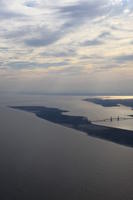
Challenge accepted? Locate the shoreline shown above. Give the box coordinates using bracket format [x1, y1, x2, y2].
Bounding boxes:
[10, 106, 133, 148]
[84, 98, 133, 109]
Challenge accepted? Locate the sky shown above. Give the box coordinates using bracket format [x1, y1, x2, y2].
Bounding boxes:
[0, 0, 133, 94]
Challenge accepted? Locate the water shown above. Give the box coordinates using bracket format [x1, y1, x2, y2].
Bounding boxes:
[2, 93, 133, 130]
[0, 93, 133, 200]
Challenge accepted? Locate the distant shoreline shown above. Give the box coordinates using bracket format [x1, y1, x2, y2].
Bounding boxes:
[84, 98, 133, 109]
[10, 106, 133, 148]
[18, 92, 133, 96]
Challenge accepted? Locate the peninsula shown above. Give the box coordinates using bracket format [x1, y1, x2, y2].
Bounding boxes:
[84, 98, 133, 109]
[10, 106, 133, 148]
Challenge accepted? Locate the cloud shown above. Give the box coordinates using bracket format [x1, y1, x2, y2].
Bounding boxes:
[2, 25, 63, 47]
[24, 30, 61, 47]
[58, 0, 110, 28]
[0, 0, 133, 93]
[83, 39, 103, 46]
[0, 0, 25, 19]
[7, 61, 69, 70]
[82, 31, 111, 46]
[115, 54, 133, 63]
[41, 49, 76, 58]
[24, 1, 39, 8]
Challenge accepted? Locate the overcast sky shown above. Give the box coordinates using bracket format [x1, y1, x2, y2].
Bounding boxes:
[0, 0, 133, 94]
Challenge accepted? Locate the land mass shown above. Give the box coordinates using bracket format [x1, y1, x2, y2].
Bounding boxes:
[10, 106, 133, 148]
[129, 115, 133, 118]
[84, 98, 133, 109]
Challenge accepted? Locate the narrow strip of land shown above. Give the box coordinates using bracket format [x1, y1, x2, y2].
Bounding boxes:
[84, 98, 133, 109]
[11, 106, 133, 148]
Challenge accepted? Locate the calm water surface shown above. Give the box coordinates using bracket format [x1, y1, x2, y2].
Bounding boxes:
[0, 93, 133, 200]
[2, 93, 133, 130]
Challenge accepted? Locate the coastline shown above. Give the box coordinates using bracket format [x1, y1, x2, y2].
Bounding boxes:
[10, 106, 133, 148]
[84, 98, 133, 109]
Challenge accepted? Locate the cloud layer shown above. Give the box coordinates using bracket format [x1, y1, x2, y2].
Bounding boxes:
[0, 0, 133, 93]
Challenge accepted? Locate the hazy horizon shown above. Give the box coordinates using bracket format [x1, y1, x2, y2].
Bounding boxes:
[1, 91, 133, 96]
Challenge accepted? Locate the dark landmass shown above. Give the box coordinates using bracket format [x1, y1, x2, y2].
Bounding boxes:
[10, 106, 133, 148]
[11, 106, 90, 128]
[84, 98, 133, 109]
[129, 115, 133, 118]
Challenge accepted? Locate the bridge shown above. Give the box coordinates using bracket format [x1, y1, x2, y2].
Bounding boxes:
[92, 116, 133, 123]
